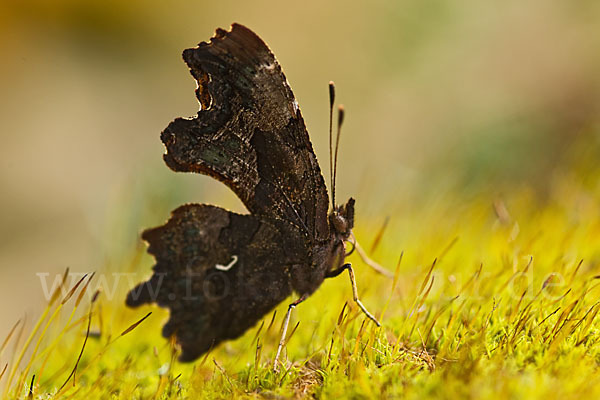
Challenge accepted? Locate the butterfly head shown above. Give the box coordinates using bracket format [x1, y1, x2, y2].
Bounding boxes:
[330, 197, 355, 238]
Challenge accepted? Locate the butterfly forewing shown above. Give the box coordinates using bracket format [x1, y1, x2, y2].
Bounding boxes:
[161, 24, 329, 242]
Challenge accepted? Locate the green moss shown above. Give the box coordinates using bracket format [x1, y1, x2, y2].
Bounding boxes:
[4, 165, 600, 399]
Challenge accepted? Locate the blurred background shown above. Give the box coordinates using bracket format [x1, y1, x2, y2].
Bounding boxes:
[1, 0, 600, 338]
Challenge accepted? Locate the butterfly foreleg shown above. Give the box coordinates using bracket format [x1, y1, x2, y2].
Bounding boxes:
[272, 294, 307, 372]
[351, 233, 394, 278]
[326, 263, 381, 327]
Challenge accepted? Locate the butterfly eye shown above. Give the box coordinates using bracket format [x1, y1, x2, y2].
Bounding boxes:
[332, 213, 348, 233]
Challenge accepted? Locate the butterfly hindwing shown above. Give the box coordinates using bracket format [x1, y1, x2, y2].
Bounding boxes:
[160, 24, 330, 242]
[126, 204, 305, 361]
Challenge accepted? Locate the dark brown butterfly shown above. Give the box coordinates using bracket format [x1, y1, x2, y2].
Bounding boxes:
[126, 23, 385, 368]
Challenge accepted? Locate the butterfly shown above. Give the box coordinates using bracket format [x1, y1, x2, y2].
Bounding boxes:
[126, 23, 387, 369]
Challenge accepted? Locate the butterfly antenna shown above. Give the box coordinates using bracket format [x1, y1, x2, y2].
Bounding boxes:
[333, 104, 345, 208]
[328, 81, 336, 208]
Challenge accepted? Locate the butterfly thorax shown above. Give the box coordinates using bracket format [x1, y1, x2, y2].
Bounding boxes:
[290, 198, 355, 295]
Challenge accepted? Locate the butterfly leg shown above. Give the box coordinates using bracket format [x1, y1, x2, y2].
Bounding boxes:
[326, 263, 381, 326]
[273, 294, 307, 372]
[351, 233, 394, 278]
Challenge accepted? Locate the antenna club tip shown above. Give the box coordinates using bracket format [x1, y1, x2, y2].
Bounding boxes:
[337, 105, 345, 125]
[329, 82, 336, 107]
